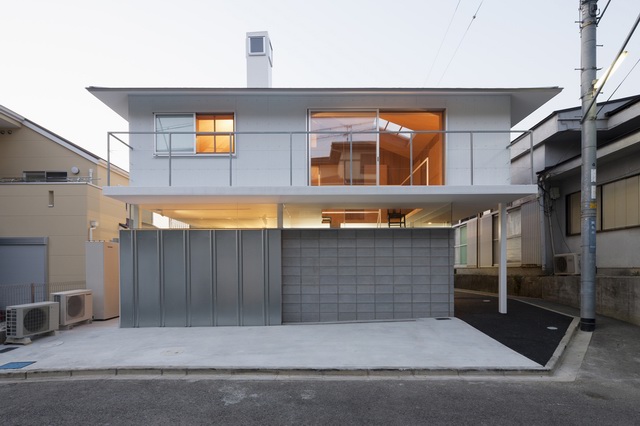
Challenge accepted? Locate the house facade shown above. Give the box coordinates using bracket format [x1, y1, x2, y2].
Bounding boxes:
[89, 33, 559, 327]
[0, 105, 128, 288]
[455, 95, 640, 275]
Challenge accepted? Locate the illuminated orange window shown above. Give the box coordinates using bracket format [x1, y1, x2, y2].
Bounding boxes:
[196, 114, 235, 154]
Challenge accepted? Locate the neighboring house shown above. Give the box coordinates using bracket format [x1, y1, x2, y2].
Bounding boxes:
[0, 104, 129, 289]
[454, 95, 640, 325]
[89, 32, 560, 327]
[455, 95, 640, 275]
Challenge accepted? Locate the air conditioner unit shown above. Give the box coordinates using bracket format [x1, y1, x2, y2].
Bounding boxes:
[554, 253, 581, 275]
[52, 289, 93, 327]
[5, 301, 59, 344]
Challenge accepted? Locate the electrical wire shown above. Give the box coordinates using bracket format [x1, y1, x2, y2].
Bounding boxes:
[436, 0, 484, 86]
[582, 11, 640, 122]
[596, 0, 612, 24]
[422, 0, 462, 87]
[595, 56, 640, 117]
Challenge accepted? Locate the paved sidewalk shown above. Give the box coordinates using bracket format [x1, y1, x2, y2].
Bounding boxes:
[0, 291, 579, 379]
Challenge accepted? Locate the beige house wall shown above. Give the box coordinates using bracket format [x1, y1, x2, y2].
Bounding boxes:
[0, 114, 129, 284]
[0, 126, 98, 180]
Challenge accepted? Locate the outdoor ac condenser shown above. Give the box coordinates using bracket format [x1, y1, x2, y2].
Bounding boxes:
[554, 253, 580, 275]
[52, 289, 93, 327]
[5, 301, 59, 344]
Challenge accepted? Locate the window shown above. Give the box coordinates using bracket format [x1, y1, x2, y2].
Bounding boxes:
[602, 175, 640, 230]
[309, 110, 444, 186]
[565, 175, 640, 235]
[455, 225, 468, 266]
[155, 113, 235, 154]
[506, 208, 522, 264]
[249, 36, 265, 54]
[196, 114, 234, 154]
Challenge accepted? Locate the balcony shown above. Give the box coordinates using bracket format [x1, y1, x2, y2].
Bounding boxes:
[106, 129, 535, 188]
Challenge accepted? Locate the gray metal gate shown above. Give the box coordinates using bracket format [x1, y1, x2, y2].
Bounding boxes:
[119, 230, 281, 327]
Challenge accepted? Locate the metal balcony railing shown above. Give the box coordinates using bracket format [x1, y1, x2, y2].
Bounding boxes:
[106, 130, 534, 187]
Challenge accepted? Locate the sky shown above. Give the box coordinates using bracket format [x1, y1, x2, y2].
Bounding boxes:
[2, 0, 639, 160]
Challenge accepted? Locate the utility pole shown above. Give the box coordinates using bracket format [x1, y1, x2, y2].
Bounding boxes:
[579, 0, 598, 332]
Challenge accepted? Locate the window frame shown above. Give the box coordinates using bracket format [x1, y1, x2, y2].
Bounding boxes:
[454, 224, 468, 266]
[154, 112, 236, 156]
[565, 173, 640, 236]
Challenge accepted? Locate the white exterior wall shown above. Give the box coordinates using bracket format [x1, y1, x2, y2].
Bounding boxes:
[446, 95, 511, 186]
[126, 93, 514, 189]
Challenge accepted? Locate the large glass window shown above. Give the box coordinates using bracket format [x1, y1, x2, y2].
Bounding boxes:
[309, 110, 444, 186]
[309, 111, 377, 186]
[155, 113, 235, 154]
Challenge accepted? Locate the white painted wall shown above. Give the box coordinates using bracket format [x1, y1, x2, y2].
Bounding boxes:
[126, 93, 514, 188]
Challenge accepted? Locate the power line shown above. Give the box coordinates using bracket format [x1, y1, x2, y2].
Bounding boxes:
[596, 55, 640, 116]
[596, 0, 612, 24]
[436, 0, 485, 86]
[422, 0, 462, 87]
[582, 11, 640, 123]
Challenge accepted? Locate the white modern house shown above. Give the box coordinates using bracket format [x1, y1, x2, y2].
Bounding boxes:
[89, 32, 560, 327]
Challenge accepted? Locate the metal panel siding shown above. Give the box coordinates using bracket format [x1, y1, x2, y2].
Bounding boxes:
[162, 231, 187, 326]
[521, 200, 542, 265]
[267, 230, 282, 325]
[136, 231, 161, 327]
[189, 230, 213, 326]
[241, 231, 265, 326]
[215, 231, 240, 326]
[118, 229, 281, 327]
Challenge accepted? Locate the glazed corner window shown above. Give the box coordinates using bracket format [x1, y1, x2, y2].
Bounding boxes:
[155, 113, 234, 154]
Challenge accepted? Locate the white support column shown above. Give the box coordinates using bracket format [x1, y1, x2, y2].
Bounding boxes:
[130, 205, 140, 229]
[277, 204, 284, 229]
[499, 202, 508, 314]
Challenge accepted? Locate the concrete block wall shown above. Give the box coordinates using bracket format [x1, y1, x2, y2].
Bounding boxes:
[282, 228, 454, 323]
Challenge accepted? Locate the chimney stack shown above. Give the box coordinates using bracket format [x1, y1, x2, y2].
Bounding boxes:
[246, 31, 273, 88]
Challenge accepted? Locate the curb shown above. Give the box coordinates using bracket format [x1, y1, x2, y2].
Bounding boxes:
[0, 365, 556, 382]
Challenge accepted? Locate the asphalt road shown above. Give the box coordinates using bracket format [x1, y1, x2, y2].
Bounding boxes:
[1, 377, 639, 425]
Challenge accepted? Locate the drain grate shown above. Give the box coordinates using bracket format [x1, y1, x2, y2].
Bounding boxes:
[0, 361, 35, 370]
[0, 347, 18, 354]
[435, 317, 451, 320]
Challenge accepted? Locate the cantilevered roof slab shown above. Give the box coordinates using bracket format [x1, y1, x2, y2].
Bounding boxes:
[104, 184, 536, 224]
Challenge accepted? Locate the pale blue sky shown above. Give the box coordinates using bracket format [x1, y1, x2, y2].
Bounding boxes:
[2, 0, 639, 158]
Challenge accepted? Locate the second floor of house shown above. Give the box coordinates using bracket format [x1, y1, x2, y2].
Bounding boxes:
[90, 87, 560, 190]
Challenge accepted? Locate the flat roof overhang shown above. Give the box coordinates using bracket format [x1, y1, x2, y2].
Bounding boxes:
[88, 86, 562, 128]
[104, 185, 537, 223]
